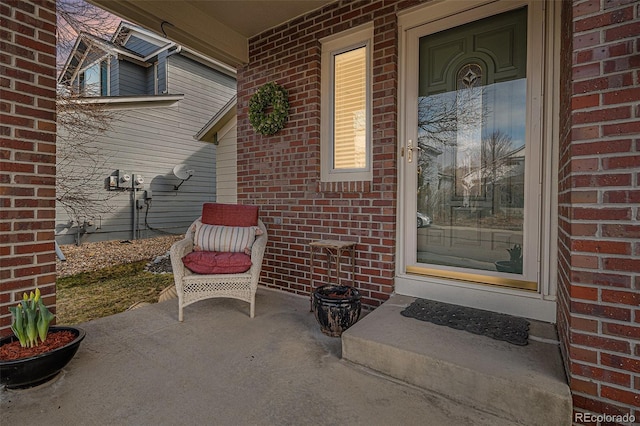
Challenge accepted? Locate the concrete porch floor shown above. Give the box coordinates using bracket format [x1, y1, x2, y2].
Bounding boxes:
[1, 288, 565, 425]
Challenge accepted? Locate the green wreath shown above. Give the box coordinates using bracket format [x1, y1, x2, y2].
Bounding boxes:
[248, 82, 289, 136]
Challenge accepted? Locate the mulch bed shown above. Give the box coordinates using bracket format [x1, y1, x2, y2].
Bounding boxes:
[0, 331, 76, 361]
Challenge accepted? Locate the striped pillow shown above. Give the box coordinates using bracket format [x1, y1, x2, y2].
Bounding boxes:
[193, 221, 258, 254]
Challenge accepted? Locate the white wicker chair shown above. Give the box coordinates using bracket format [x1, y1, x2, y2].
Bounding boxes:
[170, 218, 268, 320]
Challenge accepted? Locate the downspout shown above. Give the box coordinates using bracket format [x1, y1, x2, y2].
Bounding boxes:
[131, 177, 137, 240]
[167, 45, 182, 56]
[55, 240, 66, 261]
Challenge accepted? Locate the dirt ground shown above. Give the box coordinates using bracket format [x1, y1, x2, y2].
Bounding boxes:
[56, 235, 182, 277]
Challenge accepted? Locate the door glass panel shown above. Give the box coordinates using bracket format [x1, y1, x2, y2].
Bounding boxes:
[416, 7, 527, 275]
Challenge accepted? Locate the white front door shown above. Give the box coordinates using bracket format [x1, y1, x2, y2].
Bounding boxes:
[396, 0, 560, 322]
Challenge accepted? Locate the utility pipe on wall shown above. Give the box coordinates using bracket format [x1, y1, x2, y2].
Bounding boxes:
[131, 182, 137, 240]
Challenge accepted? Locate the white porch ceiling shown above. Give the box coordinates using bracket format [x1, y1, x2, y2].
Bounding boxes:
[88, 1, 333, 67]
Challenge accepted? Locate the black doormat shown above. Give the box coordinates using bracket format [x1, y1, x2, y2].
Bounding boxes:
[401, 299, 530, 346]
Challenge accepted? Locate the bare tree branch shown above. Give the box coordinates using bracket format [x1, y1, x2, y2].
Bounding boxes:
[57, 0, 119, 71]
[417, 86, 487, 149]
[55, 1, 122, 239]
[56, 94, 120, 227]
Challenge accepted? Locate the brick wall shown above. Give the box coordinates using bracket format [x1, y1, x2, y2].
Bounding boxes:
[0, 0, 57, 336]
[557, 0, 574, 409]
[239, 0, 640, 419]
[560, 0, 640, 421]
[1, 0, 631, 418]
[237, 1, 421, 307]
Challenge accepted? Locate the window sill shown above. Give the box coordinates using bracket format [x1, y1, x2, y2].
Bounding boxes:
[317, 180, 371, 193]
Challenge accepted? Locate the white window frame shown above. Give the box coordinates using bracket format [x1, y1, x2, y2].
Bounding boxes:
[153, 61, 159, 95]
[79, 56, 110, 97]
[320, 24, 373, 183]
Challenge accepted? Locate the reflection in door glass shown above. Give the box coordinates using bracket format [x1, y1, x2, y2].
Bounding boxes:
[417, 78, 526, 274]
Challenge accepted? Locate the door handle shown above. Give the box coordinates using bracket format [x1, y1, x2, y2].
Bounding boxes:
[407, 140, 421, 163]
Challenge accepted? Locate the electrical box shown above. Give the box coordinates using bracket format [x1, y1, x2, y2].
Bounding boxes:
[134, 174, 144, 189]
[108, 175, 118, 190]
[112, 170, 144, 190]
[117, 170, 131, 188]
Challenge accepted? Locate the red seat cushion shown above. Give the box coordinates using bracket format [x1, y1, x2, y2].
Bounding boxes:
[201, 203, 259, 227]
[182, 251, 252, 274]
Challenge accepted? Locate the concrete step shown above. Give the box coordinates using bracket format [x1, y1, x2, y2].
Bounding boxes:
[342, 294, 572, 426]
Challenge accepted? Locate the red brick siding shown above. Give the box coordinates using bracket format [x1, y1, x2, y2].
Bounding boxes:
[560, 0, 640, 421]
[237, 1, 421, 307]
[0, 0, 57, 336]
[5, 0, 636, 420]
[241, 0, 640, 417]
[558, 0, 575, 402]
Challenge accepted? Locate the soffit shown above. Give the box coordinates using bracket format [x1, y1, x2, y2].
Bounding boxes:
[88, 1, 333, 67]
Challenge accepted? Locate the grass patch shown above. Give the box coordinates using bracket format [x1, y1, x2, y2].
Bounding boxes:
[56, 261, 174, 325]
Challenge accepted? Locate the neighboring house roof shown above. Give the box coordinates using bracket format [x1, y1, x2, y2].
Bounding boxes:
[59, 32, 137, 85]
[195, 95, 237, 144]
[59, 22, 236, 87]
[111, 21, 171, 48]
[112, 22, 237, 78]
[59, 30, 161, 83]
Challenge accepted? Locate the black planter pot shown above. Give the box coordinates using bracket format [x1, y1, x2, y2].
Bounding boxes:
[0, 326, 86, 389]
[312, 284, 361, 337]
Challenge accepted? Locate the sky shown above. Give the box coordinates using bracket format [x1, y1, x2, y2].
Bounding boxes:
[57, 0, 121, 71]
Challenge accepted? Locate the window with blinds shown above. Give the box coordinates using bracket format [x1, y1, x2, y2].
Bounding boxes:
[320, 23, 372, 183]
[333, 47, 367, 170]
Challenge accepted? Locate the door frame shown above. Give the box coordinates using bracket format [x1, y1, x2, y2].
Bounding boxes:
[395, 0, 561, 322]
